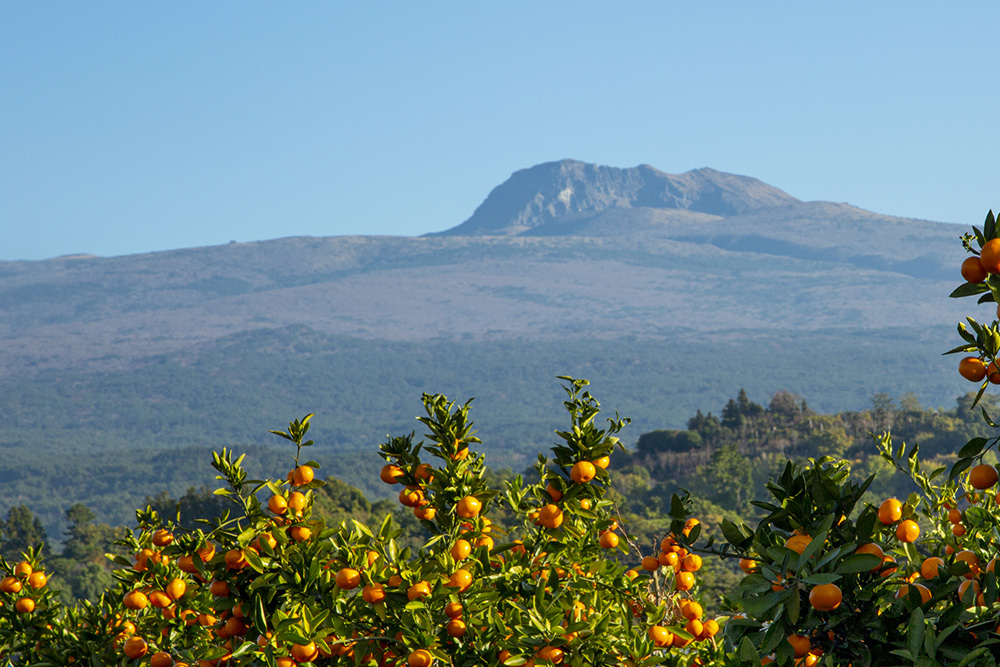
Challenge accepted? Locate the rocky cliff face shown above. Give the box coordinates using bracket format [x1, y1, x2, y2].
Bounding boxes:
[437, 159, 800, 236]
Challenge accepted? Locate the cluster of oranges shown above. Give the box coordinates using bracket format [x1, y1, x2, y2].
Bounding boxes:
[0, 559, 47, 615]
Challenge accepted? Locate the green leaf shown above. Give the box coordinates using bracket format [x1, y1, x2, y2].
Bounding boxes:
[951, 282, 990, 298]
[835, 553, 882, 574]
[958, 438, 988, 458]
[986, 210, 996, 241]
[907, 606, 925, 660]
[978, 291, 997, 304]
[801, 573, 840, 585]
[738, 636, 761, 664]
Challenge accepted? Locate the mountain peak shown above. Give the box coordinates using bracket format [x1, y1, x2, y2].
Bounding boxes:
[438, 160, 799, 236]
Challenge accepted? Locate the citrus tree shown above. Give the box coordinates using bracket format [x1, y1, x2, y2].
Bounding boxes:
[0, 377, 722, 666]
[714, 210, 1000, 667]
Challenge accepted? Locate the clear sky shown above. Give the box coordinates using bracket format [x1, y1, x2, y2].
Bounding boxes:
[3, 3, 998, 261]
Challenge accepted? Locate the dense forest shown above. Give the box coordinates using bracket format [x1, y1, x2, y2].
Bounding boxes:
[2, 386, 990, 610]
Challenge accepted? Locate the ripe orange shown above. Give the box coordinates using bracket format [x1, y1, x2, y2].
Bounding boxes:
[456, 496, 482, 518]
[362, 583, 385, 603]
[414, 463, 434, 482]
[948, 508, 963, 523]
[739, 558, 756, 573]
[970, 464, 999, 489]
[682, 553, 703, 572]
[546, 483, 563, 501]
[570, 461, 597, 484]
[15, 598, 34, 613]
[536, 645, 564, 664]
[808, 583, 842, 611]
[599, 532, 619, 549]
[27, 571, 46, 589]
[408, 649, 434, 667]
[896, 519, 920, 543]
[579, 499, 592, 510]
[447, 569, 473, 592]
[878, 498, 902, 525]
[287, 492, 307, 512]
[225, 549, 247, 570]
[980, 238, 1000, 273]
[537, 504, 563, 529]
[124, 590, 149, 610]
[446, 618, 467, 638]
[953, 522, 968, 536]
[0, 577, 21, 593]
[681, 600, 703, 620]
[291, 465, 315, 487]
[855, 542, 884, 571]
[290, 642, 319, 663]
[959, 357, 988, 382]
[380, 464, 403, 484]
[648, 624, 673, 647]
[399, 487, 424, 507]
[659, 551, 679, 568]
[336, 568, 361, 590]
[14, 562, 31, 578]
[289, 525, 312, 542]
[989, 362, 1000, 384]
[641, 556, 659, 571]
[445, 601, 463, 618]
[209, 580, 230, 597]
[407, 581, 431, 601]
[149, 590, 172, 609]
[702, 619, 720, 638]
[414, 505, 436, 521]
[896, 583, 932, 604]
[450, 539, 472, 560]
[123, 637, 148, 659]
[787, 634, 810, 658]
[267, 495, 288, 515]
[962, 256, 989, 283]
[152, 529, 174, 547]
[958, 578, 982, 603]
[675, 571, 695, 591]
[785, 535, 812, 554]
[921, 556, 944, 580]
[150, 652, 174, 667]
[956, 550, 981, 577]
[593, 455, 610, 469]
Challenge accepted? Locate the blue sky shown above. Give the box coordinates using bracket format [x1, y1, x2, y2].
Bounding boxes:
[3, 3, 998, 260]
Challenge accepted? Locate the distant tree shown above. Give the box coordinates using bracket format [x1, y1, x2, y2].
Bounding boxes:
[899, 392, 923, 413]
[687, 410, 722, 444]
[694, 444, 753, 512]
[722, 389, 764, 428]
[62, 503, 117, 565]
[768, 390, 802, 420]
[871, 392, 897, 431]
[0, 505, 47, 560]
[146, 486, 230, 530]
[636, 430, 703, 456]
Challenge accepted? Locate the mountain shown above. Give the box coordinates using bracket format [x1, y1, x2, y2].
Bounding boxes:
[0, 159, 980, 538]
[437, 159, 800, 236]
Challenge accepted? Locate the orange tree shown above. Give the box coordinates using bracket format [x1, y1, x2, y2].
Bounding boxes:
[0, 377, 722, 666]
[714, 211, 1000, 666]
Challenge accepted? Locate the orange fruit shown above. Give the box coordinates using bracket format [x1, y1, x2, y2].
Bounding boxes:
[380, 464, 403, 484]
[124, 590, 149, 610]
[956, 550, 981, 577]
[336, 568, 361, 590]
[980, 238, 1000, 273]
[537, 504, 563, 529]
[785, 535, 812, 554]
[0, 577, 21, 593]
[287, 491, 307, 512]
[681, 600, 703, 620]
[152, 529, 174, 547]
[445, 601, 463, 618]
[962, 256, 989, 283]
[599, 532, 619, 549]
[209, 580, 230, 597]
[570, 461, 597, 484]
[809, 583, 842, 611]
[15, 598, 34, 613]
[289, 525, 311, 542]
[682, 553, 703, 572]
[446, 618, 467, 638]
[896, 583, 932, 604]
[855, 542, 884, 570]
[26, 571, 46, 589]
[960, 357, 988, 382]
[291, 465, 315, 487]
[594, 455, 610, 469]
[546, 483, 563, 501]
[659, 551, 679, 568]
[896, 519, 920, 543]
[150, 652, 174, 667]
[787, 634, 810, 658]
[536, 645, 564, 664]
[949, 508, 963, 523]
[267, 495, 288, 515]
[14, 562, 31, 578]
[970, 464, 999, 489]
[450, 539, 472, 560]
[399, 487, 424, 507]
[921, 557, 944, 580]
[414, 463, 434, 482]
[739, 558, 756, 573]
[362, 583, 385, 603]
[579, 498, 592, 510]
[408, 649, 434, 667]
[675, 571, 695, 591]
[953, 522, 968, 536]
[414, 505, 436, 521]
[878, 498, 902, 525]
[447, 569, 473, 592]
[290, 642, 319, 663]
[225, 549, 247, 570]
[958, 578, 982, 603]
[456, 496, 482, 518]
[641, 556, 660, 571]
[407, 581, 431, 601]
[149, 590, 172, 609]
[123, 637, 148, 659]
